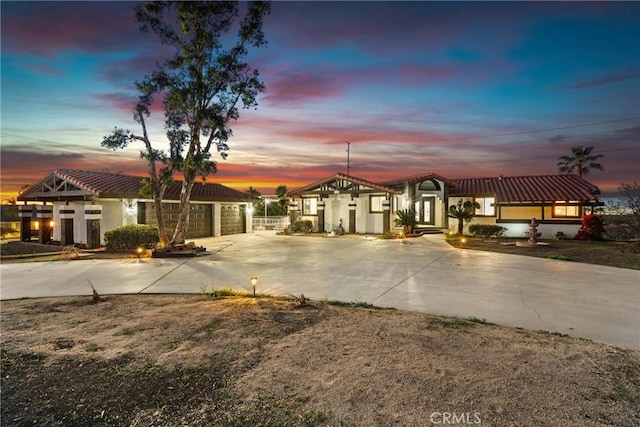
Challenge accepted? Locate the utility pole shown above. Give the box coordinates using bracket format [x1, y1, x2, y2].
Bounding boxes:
[346, 141, 350, 176]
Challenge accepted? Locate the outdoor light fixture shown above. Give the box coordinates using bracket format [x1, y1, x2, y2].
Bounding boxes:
[49, 221, 55, 228]
[137, 247, 144, 258]
[250, 276, 258, 297]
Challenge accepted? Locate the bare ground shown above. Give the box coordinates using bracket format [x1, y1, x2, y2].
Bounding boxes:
[1, 294, 638, 426]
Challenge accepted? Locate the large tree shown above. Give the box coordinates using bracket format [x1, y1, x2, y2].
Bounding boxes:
[557, 145, 604, 178]
[103, 1, 270, 245]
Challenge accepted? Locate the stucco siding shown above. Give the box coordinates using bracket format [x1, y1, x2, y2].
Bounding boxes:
[500, 206, 542, 220]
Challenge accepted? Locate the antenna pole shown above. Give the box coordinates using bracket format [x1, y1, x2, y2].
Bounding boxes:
[346, 141, 350, 176]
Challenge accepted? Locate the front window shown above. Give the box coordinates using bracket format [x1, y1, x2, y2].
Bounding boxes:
[553, 202, 580, 217]
[370, 195, 385, 213]
[475, 197, 495, 216]
[302, 198, 318, 215]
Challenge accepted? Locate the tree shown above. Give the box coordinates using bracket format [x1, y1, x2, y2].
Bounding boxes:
[102, 92, 173, 247]
[103, 1, 270, 245]
[245, 186, 261, 214]
[557, 145, 604, 178]
[271, 184, 288, 216]
[448, 199, 481, 235]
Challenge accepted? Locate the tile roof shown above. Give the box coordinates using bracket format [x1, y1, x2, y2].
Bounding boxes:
[18, 169, 248, 202]
[450, 175, 601, 203]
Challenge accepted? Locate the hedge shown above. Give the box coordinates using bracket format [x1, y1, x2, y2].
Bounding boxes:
[104, 224, 159, 250]
[468, 224, 507, 238]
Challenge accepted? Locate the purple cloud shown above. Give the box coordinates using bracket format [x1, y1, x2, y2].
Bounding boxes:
[1, 2, 142, 56]
[567, 68, 640, 90]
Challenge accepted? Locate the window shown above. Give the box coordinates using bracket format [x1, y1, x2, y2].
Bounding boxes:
[370, 195, 386, 213]
[553, 202, 580, 217]
[302, 198, 318, 215]
[474, 197, 495, 216]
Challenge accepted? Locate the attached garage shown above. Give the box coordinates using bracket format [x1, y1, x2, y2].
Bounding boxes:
[138, 202, 213, 239]
[221, 204, 246, 235]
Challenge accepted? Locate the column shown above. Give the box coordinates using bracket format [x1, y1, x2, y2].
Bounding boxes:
[85, 205, 102, 249]
[59, 206, 75, 246]
[19, 205, 33, 242]
[288, 202, 299, 227]
[317, 201, 325, 232]
[382, 199, 391, 233]
[348, 201, 356, 234]
[35, 205, 53, 244]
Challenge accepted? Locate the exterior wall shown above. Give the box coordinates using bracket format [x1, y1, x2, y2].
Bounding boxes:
[499, 206, 541, 220]
[446, 198, 584, 238]
[359, 195, 384, 233]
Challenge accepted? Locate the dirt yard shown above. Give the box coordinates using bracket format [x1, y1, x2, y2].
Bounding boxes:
[1, 294, 638, 426]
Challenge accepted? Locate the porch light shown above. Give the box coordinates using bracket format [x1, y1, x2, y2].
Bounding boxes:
[250, 276, 258, 297]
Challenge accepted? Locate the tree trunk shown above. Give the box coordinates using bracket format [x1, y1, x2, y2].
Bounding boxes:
[457, 218, 464, 235]
[171, 176, 195, 245]
[153, 186, 169, 248]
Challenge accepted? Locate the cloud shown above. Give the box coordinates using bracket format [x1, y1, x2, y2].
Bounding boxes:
[567, 68, 640, 90]
[1, 2, 142, 56]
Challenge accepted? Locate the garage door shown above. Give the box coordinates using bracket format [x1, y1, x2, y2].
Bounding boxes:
[220, 204, 245, 235]
[138, 202, 212, 239]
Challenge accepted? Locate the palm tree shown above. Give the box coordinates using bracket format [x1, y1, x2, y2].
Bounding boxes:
[448, 200, 480, 235]
[394, 208, 417, 237]
[557, 145, 604, 178]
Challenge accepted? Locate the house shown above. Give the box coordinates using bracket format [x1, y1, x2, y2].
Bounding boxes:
[17, 169, 253, 247]
[287, 172, 603, 238]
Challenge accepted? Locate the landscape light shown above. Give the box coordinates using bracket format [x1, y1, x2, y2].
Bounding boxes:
[250, 276, 258, 296]
[137, 247, 144, 258]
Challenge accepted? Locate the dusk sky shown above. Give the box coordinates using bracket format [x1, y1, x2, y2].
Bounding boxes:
[1, 1, 639, 199]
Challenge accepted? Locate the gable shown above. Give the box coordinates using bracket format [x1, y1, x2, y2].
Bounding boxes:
[18, 171, 96, 200]
[288, 173, 400, 197]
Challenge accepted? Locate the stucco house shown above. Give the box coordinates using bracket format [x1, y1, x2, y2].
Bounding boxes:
[287, 172, 603, 238]
[17, 169, 253, 247]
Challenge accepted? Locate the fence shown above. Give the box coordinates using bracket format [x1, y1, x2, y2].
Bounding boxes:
[252, 216, 289, 231]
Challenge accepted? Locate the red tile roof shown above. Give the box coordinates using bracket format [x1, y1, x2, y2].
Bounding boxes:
[18, 169, 248, 202]
[450, 175, 601, 203]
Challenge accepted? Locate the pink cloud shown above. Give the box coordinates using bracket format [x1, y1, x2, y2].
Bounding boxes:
[567, 68, 640, 90]
[92, 92, 165, 116]
[1, 2, 142, 56]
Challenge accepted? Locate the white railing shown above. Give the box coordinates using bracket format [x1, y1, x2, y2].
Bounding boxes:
[252, 216, 289, 231]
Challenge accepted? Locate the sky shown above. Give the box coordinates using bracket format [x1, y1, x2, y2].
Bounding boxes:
[1, 1, 639, 200]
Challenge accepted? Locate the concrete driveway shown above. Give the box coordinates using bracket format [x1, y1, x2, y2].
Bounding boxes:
[1, 232, 638, 349]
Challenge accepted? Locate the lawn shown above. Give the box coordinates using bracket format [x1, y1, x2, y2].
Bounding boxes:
[2, 294, 639, 426]
[445, 236, 640, 270]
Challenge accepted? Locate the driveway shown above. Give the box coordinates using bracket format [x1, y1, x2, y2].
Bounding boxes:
[1, 232, 638, 349]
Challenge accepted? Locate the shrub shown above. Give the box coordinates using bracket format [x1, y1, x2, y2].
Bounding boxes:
[394, 208, 417, 235]
[104, 224, 159, 250]
[574, 214, 605, 241]
[291, 220, 313, 233]
[552, 231, 568, 240]
[468, 224, 506, 238]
